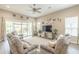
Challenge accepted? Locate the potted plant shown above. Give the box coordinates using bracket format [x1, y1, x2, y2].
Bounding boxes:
[38, 30, 42, 37]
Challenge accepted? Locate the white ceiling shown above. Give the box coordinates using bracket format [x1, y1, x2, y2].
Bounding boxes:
[0, 4, 76, 17]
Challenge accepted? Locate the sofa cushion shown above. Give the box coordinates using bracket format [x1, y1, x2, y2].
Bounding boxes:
[48, 41, 56, 48]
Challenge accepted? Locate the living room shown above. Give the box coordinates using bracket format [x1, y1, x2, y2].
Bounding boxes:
[0, 4, 79, 54]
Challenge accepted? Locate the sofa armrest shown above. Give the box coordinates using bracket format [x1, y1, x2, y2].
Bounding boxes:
[24, 45, 38, 54]
[41, 45, 55, 54]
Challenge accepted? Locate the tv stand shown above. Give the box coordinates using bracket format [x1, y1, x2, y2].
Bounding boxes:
[38, 32, 53, 40]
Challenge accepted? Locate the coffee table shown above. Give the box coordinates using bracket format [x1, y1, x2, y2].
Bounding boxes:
[27, 45, 52, 54]
[23, 36, 55, 54]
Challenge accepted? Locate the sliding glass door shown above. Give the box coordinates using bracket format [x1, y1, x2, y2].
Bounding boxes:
[27, 22, 32, 36]
[6, 21, 33, 38]
[22, 23, 28, 37]
[14, 23, 22, 35]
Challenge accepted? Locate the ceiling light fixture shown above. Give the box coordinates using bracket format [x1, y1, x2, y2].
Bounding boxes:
[28, 4, 42, 13]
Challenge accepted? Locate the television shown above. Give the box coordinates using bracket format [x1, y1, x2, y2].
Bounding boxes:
[43, 25, 52, 32]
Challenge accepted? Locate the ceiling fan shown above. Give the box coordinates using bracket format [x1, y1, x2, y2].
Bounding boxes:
[28, 4, 42, 13]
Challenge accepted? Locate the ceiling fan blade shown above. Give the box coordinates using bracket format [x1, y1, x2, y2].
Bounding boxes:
[33, 4, 36, 6]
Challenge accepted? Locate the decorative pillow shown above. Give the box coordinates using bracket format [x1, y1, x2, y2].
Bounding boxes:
[57, 34, 64, 40]
[48, 41, 56, 48]
[7, 33, 13, 39]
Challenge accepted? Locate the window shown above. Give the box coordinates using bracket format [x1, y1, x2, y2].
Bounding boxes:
[6, 21, 13, 33]
[65, 16, 78, 36]
[6, 21, 32, 37]
[37, 22, 41, 32]
[14, 23, 22, 35]
[27, 22, 32, 36]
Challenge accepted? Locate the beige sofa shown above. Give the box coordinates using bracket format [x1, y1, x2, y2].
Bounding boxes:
[7, 33, 37, 54]
[41, 35, 68, 54]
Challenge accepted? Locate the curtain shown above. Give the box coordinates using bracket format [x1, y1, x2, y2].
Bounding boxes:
[0, 17, 5, 42]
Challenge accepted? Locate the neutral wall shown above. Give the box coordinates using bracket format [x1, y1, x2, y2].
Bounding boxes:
[37, 5, 79, 44]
